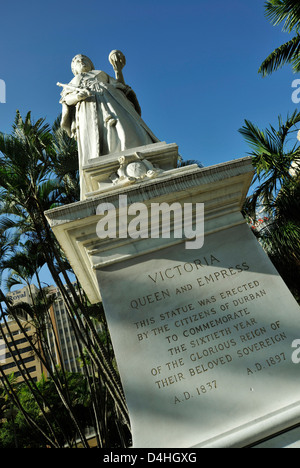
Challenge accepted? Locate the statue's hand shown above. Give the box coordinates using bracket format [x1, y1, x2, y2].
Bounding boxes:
[64, 89, 92, 106]
[110, 52, 125, 72]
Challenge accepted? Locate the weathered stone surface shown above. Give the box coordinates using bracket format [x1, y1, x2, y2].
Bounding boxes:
[46, 144, 300, 447]
[94, 223, 300, 448]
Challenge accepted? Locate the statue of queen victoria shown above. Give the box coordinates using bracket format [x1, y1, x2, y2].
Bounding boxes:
[58, 51, 159, 173]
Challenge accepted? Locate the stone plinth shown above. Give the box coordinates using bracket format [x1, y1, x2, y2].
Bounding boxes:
[45, 142, 300, 448]
[45, 142, 253, 305]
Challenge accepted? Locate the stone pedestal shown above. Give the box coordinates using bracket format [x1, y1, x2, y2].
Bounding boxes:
[45, 142, 300, 448]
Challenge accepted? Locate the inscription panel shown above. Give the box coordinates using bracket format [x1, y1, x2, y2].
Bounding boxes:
[97, 224, 300, 448]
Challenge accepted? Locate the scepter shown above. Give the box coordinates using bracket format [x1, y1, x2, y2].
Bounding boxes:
[56, 82, 91, 95]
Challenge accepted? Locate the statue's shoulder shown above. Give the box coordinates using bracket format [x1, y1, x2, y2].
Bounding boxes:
[81, 70, 110, 83]
[93, 70, 110, 82]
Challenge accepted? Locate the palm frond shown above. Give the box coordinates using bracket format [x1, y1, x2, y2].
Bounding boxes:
[239, 119, 279, 156]
[265, 0, 300, 33]
[240, 113, 300, 219]
[258, 34, 300, 76]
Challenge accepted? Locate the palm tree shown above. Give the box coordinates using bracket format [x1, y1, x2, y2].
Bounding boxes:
[239, 111, 300, 300]
[51, 116, 80, 204]
[259, 0, 300, 76]
[0, 374, 19, 448]
[239, 110, 300, 209]
[0, 301, 65, 448]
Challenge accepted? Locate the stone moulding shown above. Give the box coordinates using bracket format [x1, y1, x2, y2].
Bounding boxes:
[81, 141, 179, 198]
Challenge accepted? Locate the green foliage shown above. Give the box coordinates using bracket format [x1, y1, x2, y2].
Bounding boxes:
[239, 110, 300, 214]
[0, 372, 92, 448]
[239, 113, 300, 301]
[0, 111, 130, 448]
[265, 0, 300, 33]
[51, 115, 79, 204]
[259, 0, 300, 75]
[259, 34, 300, 76]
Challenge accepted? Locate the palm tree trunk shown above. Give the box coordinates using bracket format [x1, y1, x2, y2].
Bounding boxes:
[0, 293, 90, 448]
[33, 206, 130, 428]
[0, 313, 61, 448]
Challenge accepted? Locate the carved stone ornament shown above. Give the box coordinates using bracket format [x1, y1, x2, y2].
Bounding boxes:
[109, 152, 163, 186]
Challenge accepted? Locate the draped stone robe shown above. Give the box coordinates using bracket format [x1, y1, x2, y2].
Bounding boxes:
[60, 70, 159, 172]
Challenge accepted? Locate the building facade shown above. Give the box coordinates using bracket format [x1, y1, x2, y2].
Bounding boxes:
[45, 284, 83, 373]
[0, 319, 44, 384]
[0, 283, 91, 386]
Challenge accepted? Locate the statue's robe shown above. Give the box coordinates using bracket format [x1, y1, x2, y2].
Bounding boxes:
[60, 70, 159, 170]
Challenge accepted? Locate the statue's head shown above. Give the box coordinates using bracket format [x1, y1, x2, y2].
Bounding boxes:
[71, 55, 95, 75]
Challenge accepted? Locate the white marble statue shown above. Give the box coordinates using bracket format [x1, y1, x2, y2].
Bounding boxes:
[58, 52, 159, 171]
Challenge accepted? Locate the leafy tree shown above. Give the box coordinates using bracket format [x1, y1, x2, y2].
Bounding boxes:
[0, 371, 95, 448]
[259, 0, 300, 76]
[50, 116, 80, 204]
[0, 111, 130, 447]
[239, 111, 300, 301]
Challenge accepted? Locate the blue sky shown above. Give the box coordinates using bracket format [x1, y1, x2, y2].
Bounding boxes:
[0, 0, 299, 169]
